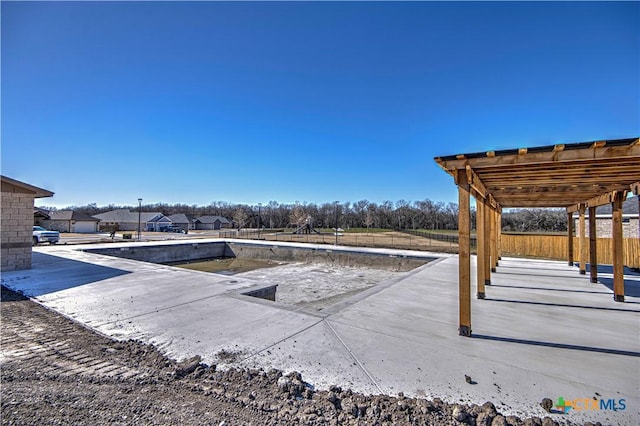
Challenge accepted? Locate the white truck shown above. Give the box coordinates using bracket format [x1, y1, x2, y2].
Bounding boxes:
[33, 226, 59, 245]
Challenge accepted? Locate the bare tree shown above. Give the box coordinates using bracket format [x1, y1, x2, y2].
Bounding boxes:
[289, 204, 307, 228]
[233, 207, 249, 230]
[364, 207, 375, 232]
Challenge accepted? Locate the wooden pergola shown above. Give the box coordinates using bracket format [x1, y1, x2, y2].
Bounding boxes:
[434, 137, 640, 336]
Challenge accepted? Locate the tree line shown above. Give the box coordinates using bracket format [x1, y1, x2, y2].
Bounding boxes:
[40, 199, 587, 233]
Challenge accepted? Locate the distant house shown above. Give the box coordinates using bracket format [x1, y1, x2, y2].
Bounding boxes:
[93, 209, 171, 232]
[167, 214, 197, 232]
[34, 207, 50, 224]
[574, 214, 639, 238]
[195, 215, 231, 230]
[38, 210, 100, 233]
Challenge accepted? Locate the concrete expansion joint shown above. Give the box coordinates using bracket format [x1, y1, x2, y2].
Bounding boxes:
[238, 318, 325, 364]
[324, 319, 383, 394]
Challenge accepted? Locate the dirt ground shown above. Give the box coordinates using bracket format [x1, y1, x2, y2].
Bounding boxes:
[1, 285, 590, 426]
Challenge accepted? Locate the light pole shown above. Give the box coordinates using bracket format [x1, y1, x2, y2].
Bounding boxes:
[137, 198, 142, 241]
[334, 201, 339, 245]
[258, 203, 262, 240]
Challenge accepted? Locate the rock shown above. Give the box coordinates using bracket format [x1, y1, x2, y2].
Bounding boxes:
[277, 377, 291, 393]
[506, 415, 523, 426]
[453, 405, 469, 423]
[482, 401, 497, 416]
[491, 415, 508, 426]
[465, 374, 473, 384]
[327, 391, 341, 409]
[541, 417, 557, 426]
[477, 412, 496, 426]
[174, 355, 202, 378]
[539, 398, 553, 413]
[523, 418, 542, 426]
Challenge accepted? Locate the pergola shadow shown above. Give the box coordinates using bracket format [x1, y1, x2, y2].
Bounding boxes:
[494, 270, 588, 280]
[489, 283, 610, 295]
[483, 297, 639, 313]
[598, 277, 640, 297]
[471, 334, 640, 358]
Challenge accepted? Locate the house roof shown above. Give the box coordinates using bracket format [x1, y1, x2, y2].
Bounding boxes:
[167, 213, 196, 224]
[196, 215, 231, 224]
[1, 175, 54, 198]
[435, 137, 640, 210]
[48, 210, 101, 222]
[34, 207, 51, 219]
[94, 209, 167, 223]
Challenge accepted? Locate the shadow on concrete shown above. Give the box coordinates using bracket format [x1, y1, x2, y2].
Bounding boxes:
[598, 278, 640, 297]
[577, 263, 640, 276]
[489, 284, 610, 295]
[472, 334, 640, 357]
[494, 270, 587, 280]
[2, 252, 131, 297]
[484, 297, 639, 313]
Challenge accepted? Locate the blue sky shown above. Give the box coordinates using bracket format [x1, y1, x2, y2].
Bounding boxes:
[2, 1, 638, 208]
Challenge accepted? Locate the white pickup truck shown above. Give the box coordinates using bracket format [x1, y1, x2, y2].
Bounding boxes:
[33, 226, 60, 245]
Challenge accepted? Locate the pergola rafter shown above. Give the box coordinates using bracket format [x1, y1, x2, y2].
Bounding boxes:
[434, 137, 640, 336]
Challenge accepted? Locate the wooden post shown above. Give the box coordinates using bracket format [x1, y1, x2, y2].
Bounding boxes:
[497, 210, 502, 260]
[457, 169, 472, 336]
[567, 211, 574, 266]
[579, 204, 587, 275]
[490, 207, 497, 273]
[588, 206, 598, 283]
[476, 198, 486, 299]
[484, 200, 492, 285]
[612, 192, 625, 302]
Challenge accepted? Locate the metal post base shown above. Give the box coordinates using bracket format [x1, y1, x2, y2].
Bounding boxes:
[458, 326, 472, 337]
[579, 270, 586, 275]
[498, 256, 502, 260]
[590, 278, 598, 283]
[614, 295, 625, 303]
[491, 267, 496, 273]
[477, 292, 485, 299]
[485, 280, 491, 286]
[568, 261, 574, 266]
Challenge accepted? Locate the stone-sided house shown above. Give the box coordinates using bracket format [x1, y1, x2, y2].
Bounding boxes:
[38, 210, 100, 233]
[574, 214, 639, 238]
[195, 215, 232, 230]
[93, 209, 171, 232]
[1, 175, 54, 271]
[167, 213, 197, 232]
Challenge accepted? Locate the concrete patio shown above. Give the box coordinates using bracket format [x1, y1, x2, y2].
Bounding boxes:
[1, 239, 638, 425]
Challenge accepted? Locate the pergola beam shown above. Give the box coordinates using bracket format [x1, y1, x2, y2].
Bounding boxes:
[465, 165, 488, 198]
[435, 141, 639, 170]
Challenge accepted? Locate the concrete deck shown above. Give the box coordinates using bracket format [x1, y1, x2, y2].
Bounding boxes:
[2, 239, 638, 424]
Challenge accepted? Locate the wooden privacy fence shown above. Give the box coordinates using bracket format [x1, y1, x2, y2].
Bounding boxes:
[501, 233, 640, 268]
